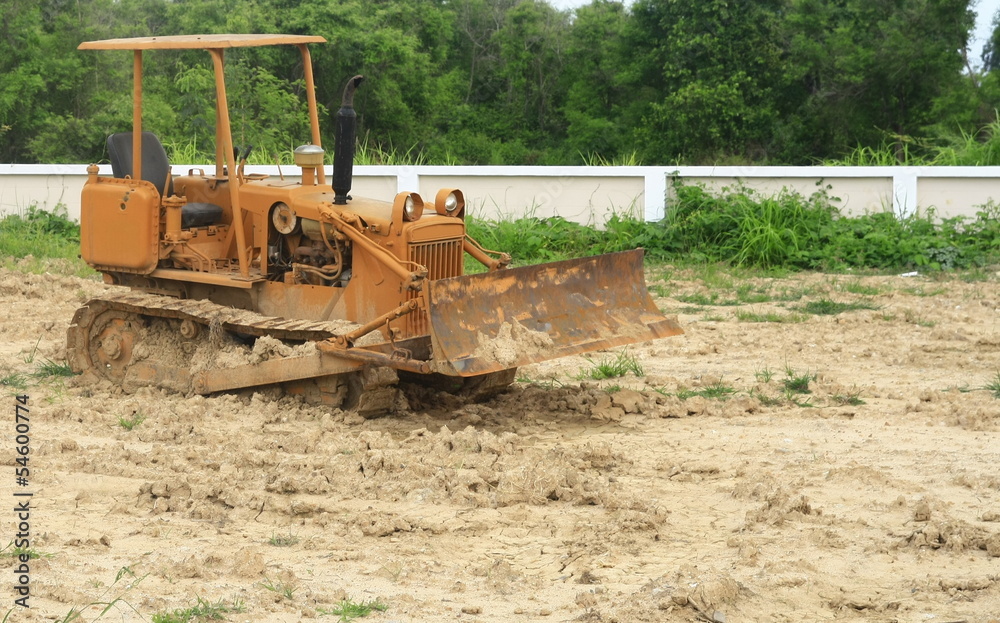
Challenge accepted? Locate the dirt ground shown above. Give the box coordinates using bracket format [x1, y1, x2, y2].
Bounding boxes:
[3, 259, 1000, 623]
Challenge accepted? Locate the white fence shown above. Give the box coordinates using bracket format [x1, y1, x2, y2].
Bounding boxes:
[2, 163, 999, 223]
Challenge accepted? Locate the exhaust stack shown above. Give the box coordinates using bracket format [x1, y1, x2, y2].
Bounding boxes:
[333, 75, 364, 205]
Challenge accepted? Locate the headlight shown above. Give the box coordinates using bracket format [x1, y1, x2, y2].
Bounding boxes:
[434, 188, 465, 217]
[394, 191, 424, 222]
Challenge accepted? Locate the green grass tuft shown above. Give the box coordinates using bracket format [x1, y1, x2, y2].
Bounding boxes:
[735, 309, 807, 323]
[117, 412, 145, 431]
[984, 371, 1000, 399]
[782, 367, 815, 394]
[259, 577, 296, 600]
[795, 299, 880, 315]
[151, 597, 245, 623]
[580, 350, 644, 380]
[318, 598, 389, 622]
[832, 390, 866, 406]
[899, 285, 948, 297]
[268, 531, 300, 547]
[902, 309, 936, 327]
[1, 372, 29, 392]
[754, 367, 774, 383]
[749, 388, 785, 407]
[838, 280, 887, 296]
[676, 381, 737, 400]
[33, 359, 75, 378]
[0, 540, 52, 560]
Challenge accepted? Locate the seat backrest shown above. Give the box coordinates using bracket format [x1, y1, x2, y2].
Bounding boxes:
[106, 132, 173, 197]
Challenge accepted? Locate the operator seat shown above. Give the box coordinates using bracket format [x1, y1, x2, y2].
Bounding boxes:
[106, 132, 223, 228]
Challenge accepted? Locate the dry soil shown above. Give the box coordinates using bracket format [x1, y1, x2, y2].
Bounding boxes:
[2, 260, 1000, 623]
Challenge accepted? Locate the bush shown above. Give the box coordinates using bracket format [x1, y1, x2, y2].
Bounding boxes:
[467, 182, 1000, 271]
[0, 204, 80, 259]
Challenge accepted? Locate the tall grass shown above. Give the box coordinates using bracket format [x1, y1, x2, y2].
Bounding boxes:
[825, 119, 1000, 166]
[664, 182, 837, 267]
[467, 181, 1000, 271]
[579, 150, 643, 166]
[0, 205, 94, 277]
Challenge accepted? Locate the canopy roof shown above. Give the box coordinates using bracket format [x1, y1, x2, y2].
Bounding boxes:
[78, 34, 325, 51]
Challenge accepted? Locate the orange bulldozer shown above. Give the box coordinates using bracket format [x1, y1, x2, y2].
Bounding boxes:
[67, 34, 682, 415]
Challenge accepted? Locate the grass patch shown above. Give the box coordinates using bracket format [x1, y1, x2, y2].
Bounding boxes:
[151, 597, 245, 623]
[268, 531, 300, 547]
[837, 280, 887, 296]
[580, 349, 644, 380]
[701, 313, 728, 322]
[782, 367, 815, 394]
[735, 309, 807, 323]
[660, 305, 707, 315]
[899, 285, 948, 297]
[318, 598, 388, 621]
[0, 206, 95, 277]
[903, 309, 936, 327]
[733, 282, 776, 303]
[749, 388, 785, 407]
[117, 412, 145, 431]
[676, 292, 739, 306]
[33, 359, 75, 378]
[675, 381, 737, 400]
[794, 299, 880, 315]
[259, 577, 296, 600]
[953, 267, 995, 283]
[984, 371, 1000, 399]
[0, 540, 52, 560]
[770, 286, 816, 302]
[832, 389, 866, 406]
[754, 367, 774, 383]
[648, 284, 672, 298]
[1, 372, 28, 392]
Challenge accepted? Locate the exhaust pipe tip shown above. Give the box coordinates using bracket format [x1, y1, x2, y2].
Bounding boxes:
[333, 75, 364, 205]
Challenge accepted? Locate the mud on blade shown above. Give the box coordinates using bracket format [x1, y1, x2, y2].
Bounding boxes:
[426, 249, 683, 376]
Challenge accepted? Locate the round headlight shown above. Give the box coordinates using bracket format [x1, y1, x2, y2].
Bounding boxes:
[434, 188, 465, 217]
[400, 192, 423, 221]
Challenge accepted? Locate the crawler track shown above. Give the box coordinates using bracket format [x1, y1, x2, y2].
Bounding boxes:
[65, 292, 408, 415]
[66, 291, 514, 416]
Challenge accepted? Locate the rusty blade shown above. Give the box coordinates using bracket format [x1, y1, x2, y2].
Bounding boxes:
[426, 249, 683, 376]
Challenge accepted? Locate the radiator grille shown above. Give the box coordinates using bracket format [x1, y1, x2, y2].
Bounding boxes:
[406, 238, 464, 336]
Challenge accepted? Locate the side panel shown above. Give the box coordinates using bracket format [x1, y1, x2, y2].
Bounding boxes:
[255, 281, 349, 322]
[81, 178, 160, 274]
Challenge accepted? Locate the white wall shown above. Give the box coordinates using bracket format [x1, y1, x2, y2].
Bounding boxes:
[2, 163, 999, 223]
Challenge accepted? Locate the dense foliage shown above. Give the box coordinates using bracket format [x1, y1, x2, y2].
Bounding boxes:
[469, 180, 1000, 270]
[2, 0, 999, 166]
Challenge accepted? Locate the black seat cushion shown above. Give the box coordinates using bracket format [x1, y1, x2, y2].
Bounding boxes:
[106, 131, 173, 197]
[182, 203, 224, 228]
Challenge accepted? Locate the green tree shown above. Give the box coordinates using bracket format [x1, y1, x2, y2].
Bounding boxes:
[560, 0, 630, 162]
[984, 8, 1000, 72]
[781, 0, 974, 162]
[623, 0, 788, 164]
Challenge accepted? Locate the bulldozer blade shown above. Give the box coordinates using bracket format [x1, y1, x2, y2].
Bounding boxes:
[426, 249, 682, 377]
